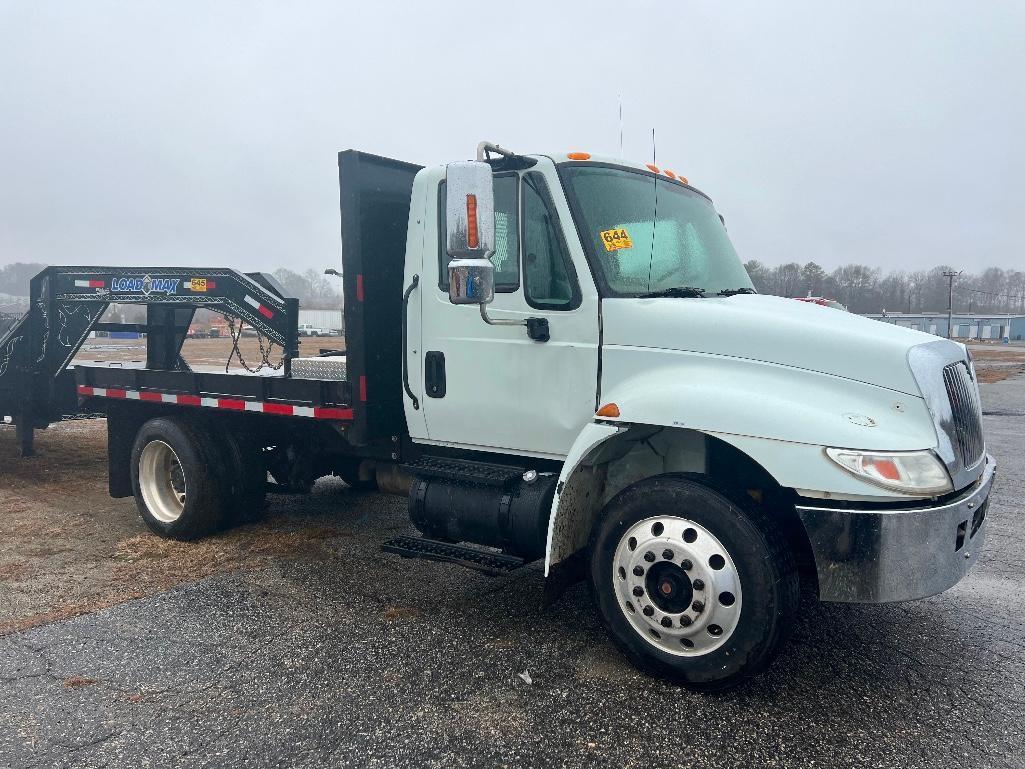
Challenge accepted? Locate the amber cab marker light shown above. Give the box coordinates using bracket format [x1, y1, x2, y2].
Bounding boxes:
[596, 403, 621, 418]
[466, 194, 479, 249]
[567, 152, 591, 160]
[664, 170, 677, 179]
[646, 163, 660, 173]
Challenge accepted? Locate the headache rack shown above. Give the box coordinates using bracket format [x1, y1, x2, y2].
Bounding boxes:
[0, 265, 354, 455]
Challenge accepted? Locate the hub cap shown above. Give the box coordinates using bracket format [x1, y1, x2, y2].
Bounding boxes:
[613, 516, 742, 656]
[139, 440, 187, 523]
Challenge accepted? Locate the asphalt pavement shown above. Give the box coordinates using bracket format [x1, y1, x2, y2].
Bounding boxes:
[1, 377, 1023, 769]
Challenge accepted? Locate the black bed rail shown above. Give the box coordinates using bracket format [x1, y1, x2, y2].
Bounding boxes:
[0, 265, 299, 455]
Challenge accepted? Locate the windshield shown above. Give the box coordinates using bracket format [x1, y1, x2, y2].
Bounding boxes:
[559, 164, 754, 297]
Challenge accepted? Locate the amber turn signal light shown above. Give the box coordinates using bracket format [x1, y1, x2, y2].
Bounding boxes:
[466, 194, 479, 249]
[596, 403, 621, 418]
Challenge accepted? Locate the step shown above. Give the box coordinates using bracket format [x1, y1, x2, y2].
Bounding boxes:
[401, 456, 527, 488]
[381, 535, 526, 576]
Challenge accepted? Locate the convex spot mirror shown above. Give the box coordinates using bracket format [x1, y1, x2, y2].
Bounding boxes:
[446, 160, 495, 305]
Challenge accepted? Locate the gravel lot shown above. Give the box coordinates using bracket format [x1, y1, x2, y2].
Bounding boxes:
[0, 363, 1022, 768]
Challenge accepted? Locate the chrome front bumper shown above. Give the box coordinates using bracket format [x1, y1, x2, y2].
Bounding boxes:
[795, 455, 996, 603]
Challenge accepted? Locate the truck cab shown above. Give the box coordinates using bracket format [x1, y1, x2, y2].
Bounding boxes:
[396, 143, 994, 687]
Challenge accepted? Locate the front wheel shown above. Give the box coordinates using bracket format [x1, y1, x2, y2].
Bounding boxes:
[590, 476, 798, 691]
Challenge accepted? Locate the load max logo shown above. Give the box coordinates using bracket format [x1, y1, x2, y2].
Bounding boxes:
[110, 275, 180, 295]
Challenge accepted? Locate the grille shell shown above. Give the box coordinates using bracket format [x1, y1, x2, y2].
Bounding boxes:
[907, 340, 987, 491]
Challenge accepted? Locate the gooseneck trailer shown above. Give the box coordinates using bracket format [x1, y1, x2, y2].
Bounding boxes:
[0, 143, 994, 689]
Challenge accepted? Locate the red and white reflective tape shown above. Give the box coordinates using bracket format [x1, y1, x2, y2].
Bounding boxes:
[243, 295, 275, 319]
[77, 385, 352, 421]
[75, 279, 105, 288]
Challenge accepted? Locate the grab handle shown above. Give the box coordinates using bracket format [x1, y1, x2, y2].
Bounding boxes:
[401, 274, 420, 410]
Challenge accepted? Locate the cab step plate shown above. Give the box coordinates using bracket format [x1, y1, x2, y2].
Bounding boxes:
[381, 535, 526, 576]
[401, 456, 526, 488]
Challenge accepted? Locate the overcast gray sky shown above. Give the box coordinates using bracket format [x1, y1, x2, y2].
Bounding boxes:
[1, 1, 1022, 277]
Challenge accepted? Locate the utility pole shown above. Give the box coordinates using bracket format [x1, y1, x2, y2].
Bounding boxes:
[943, 270, 962, 339]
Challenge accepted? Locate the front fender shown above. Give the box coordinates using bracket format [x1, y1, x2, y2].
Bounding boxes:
[544, 352, 942, 577]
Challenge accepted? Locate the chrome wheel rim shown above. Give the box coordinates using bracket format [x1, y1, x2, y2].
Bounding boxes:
[139, 440, 187, 523]
[613, 516, 743, 656]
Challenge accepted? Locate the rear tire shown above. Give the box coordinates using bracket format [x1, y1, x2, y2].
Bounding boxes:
[213, 429, 268, 525]
[130, 417, 230, 540]
[337, 459, 378, 491]
[589, 476, 798, 691]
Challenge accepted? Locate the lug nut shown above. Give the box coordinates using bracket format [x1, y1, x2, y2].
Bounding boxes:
[692, 600, 705, 613]
[662, 548, 675, 560]
[632, 566, 644, 577]
[660, 617, 673, 628]
[679, 615, 693, 627]
[692, 579, 705, 590]
[680, 559, 693, 570]
[643, 551, 656, 563]
[642, 606, 654, 617]
[632, 586, 644, 597]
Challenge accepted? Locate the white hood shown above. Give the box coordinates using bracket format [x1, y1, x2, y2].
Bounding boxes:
[601, 295, 956, 397]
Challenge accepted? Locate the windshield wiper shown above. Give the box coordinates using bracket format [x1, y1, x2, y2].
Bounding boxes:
[717, 287, 756, 297]
[639, 286, 706, 299]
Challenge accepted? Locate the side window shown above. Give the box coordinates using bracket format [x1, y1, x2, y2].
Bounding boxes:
[438, 174, 519, 291]
[522, 172, 578, 310]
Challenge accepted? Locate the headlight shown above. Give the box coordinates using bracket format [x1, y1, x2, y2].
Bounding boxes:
[825, 448, 953, 495]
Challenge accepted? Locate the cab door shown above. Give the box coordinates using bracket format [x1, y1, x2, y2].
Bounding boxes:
[418, 160, 599, 459]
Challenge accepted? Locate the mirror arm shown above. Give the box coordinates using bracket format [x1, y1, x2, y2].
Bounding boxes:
[479, 304, 526, 327]
[479, 305, 551, 343]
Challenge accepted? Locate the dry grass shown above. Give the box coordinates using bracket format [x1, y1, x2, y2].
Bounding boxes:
[976, 366, 1025, 384]
[967, 343, 1025, 383]
[0, 419, 358, 638]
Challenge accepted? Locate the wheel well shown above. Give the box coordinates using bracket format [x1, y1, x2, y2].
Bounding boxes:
[548, 426, 817, 594]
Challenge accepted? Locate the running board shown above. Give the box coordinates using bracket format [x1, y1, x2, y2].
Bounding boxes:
[381, 535, 527, 576]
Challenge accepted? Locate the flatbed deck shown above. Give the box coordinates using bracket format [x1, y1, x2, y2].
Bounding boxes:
[74, 363, 353, 422]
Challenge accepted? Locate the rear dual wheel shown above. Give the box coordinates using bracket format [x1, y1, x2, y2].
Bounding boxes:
[590, 476, 798, 691]
[131, 416, 266, 540]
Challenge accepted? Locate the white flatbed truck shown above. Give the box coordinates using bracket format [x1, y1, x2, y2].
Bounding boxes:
[0, 142, 994, 690]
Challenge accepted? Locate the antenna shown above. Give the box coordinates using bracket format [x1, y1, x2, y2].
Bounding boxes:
[645, 127, 659, 291]
[618, 94, 624, 157]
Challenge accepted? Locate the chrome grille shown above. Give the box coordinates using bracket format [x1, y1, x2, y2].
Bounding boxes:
[942, 362, 984, 469]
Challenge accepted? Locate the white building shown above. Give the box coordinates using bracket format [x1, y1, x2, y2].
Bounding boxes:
[298, 309, 343, 334]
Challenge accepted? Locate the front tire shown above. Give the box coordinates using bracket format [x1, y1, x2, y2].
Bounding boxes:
[131, 417, 230, 540]
[590, 476, 798, 691]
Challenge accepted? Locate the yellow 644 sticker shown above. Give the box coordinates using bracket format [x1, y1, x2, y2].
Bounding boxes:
[600, 228, 633, 252]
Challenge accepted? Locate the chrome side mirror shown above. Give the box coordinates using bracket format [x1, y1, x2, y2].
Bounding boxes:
[445, 161, 495, 305]
[448, 258, 495, 305]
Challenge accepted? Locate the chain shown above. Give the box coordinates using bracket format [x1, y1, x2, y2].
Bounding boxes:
[224, 316, 285, 374]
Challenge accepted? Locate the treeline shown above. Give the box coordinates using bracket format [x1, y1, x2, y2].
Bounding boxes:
[744, 261, 1025, 315]
[270, 268, 341, 309]
[0, 262, 46, 296]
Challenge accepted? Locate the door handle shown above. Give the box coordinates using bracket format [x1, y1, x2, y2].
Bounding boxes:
[425, 351, 446, 398]
[401, 274, 420, 410]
